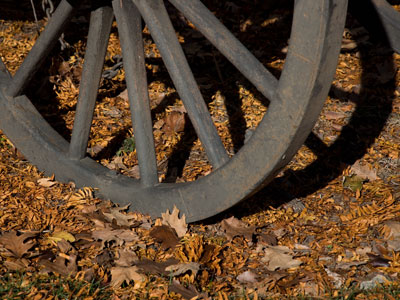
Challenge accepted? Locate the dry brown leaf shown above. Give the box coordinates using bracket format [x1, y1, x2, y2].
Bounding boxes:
[261, 246, 302, 271]
[110, 266, 145, 288]
[40, 254, 77, 276]
[135, 258, 180, 276]
[324, 111, 346, 120]
[115, 248, 138, 267]
[161, 205, 187, 238]
[168, 279, 202, 300]
[102, 205, 135, 227]
[163, 112, 186, 135]
[3, 258, 30, 271]
[92, 229, 138, 246]
[350, 160, 379, 181]
[37, 177, 57, 187]
[220, 216, 255, 241]
[165, 262, 200, 276]
[150, 225, 179, 250]
[0, 231, 37, 258]
[237, 270, 258, 283]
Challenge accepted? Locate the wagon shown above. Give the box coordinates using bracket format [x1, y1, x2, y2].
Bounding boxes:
[0, 0, 398, 222]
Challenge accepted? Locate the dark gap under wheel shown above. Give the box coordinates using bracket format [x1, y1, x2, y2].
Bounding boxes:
[0, 0, 348, 222]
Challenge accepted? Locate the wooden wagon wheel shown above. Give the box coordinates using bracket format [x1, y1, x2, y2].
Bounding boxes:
[0, 0, 347, 222]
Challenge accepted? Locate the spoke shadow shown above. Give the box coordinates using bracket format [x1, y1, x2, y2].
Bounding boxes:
[199, 6, 396, 223]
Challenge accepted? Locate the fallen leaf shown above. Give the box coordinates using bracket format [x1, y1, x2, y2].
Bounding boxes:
[367, 253, 390, 267]
[220, 216, 255, 241]
[343, 175, 364, 192]
[257, 233, 278, 246]
[48, 231, 75, 243]
[150, 225, 179, 249]
[4, 259, 30, 271]
[325, 268, 344, 289]
[0, 231, 37, 258]
[163, 112, 186, 135]
[95, 250, 113, 265]
[168, 279, 201, 300]
[110, 266, 145, 288]
[135, 258, 179, 276]
[92, 229, 138, 246]
[165, 262, 200, 276]
[324, 111, 346, 120]
[237, 270, 258, 283]
[382, 221, 400, 239]
[161, 205, 187, 238]
[360, 274, 389, 290]
[115, 249, 138, 267]
[102, 205, 135, 227]
[350, 160, 379, 181]
[261, 246, 302, 271]
[37, 177, 57, 187]
[40, 254, 77, 276]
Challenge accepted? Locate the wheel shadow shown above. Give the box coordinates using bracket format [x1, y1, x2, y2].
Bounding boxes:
[200, 6, 396, 223]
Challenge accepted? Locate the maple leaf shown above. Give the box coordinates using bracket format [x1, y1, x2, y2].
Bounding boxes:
[40, 254, 78, 276]
[220, 216, 255, 241]
[161, 205, 187, 238]
[150, 225, 179, 250]
[110, 266, 145, 288]
[261, 246, 302, 271]
[0, 231, 37, 258]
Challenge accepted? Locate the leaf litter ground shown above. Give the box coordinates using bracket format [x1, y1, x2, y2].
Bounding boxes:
[0, 2, 400, 299]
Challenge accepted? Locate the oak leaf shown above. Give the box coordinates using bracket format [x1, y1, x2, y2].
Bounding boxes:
[150, 225, 179, 249]
[220, 216, 255, 241]
[161, 205, 187, 238]
[115, 249, 138, 267]
[163, 112, 186, 135]
[135, 258, 180, 276]
[168, 279, 202, 300]
[110, 266, 145, 288]
[350, 160, 379, 181]
[165, 262, 200, 276]
[237, 270, 258, 283]
[261, 246, 302, 271]
[102, 205, 136, 227]
[40, 254, 77, 276]
[0, 231, 37, 258]
[92, 229, 138, 246]
[37, 177, 57, 187]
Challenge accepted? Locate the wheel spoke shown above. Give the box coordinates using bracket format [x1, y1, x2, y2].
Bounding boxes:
[69, 6, 114, 160]
[168, 0, 278, 101]
[133, 0, 229, 169]
[7, 0, 75, 98]
[113, 0, 159, 186]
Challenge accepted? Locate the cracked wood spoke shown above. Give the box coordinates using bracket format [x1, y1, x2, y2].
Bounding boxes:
[7, 0, 75, 98]
[69, 6, 114, 160]
[113, 0, 158, 186]
[133, 0, 229, 169]
[169, 0, 278, 101]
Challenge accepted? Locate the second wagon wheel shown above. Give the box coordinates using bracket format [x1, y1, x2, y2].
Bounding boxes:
[0, 0, 347, 222]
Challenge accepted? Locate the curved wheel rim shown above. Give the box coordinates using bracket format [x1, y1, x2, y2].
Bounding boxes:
[0, 0, 348, 222]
